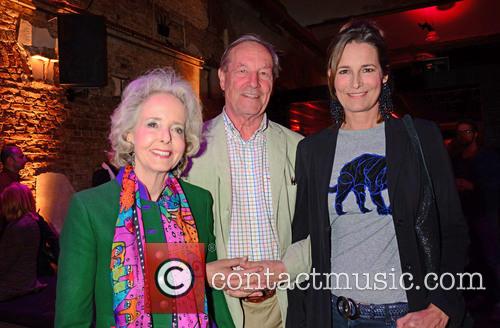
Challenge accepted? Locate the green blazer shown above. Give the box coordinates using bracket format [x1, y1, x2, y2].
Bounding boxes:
[186, 113, 303, 327]
[55, 179, 234, 328]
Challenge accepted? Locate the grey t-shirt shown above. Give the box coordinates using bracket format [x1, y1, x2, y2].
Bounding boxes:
[329, 123, 407, 304]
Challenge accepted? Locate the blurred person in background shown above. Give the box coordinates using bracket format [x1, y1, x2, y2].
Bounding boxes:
[0, 145, 27, 193]
[92, 151, 119, 187]
[0, 182, 47, 301]
[449, 119, 500, 321]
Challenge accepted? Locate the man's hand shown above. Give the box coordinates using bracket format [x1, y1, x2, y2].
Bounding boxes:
[240, 259, 288, 289]
[206, 258, 264, 298]
[397, 303, 449, 328]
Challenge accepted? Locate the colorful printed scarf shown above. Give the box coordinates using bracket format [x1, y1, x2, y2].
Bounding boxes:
[110, 165, 209, 327]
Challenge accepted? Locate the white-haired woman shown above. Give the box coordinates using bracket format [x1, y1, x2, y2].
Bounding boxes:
[55, 68, 255, 328]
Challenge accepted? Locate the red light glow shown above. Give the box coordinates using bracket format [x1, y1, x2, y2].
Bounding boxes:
[405, 1, 472, 24]
[425, 30, 440, 42]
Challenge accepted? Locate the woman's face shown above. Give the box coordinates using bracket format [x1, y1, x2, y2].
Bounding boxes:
[127, 93, 186, 179]
[333, 41, 387, 117]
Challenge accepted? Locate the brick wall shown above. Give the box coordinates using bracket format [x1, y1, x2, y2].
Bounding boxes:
[1, 0, 327, 201]
[0, 0, 68, 192]
[0, 0, 211, 193]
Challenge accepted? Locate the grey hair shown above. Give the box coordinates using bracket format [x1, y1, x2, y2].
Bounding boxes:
[220, 34, 280, 79]
[109, 67, 202, 177]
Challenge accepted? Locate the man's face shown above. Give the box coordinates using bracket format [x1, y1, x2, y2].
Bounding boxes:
[218, 41, 274, 121]
[456, 123, 477, 146]
[7, 147, 27, 172]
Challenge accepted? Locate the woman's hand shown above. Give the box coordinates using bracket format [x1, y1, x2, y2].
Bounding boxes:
[396, 303, 449, 328]
[206, 258, 264, 298]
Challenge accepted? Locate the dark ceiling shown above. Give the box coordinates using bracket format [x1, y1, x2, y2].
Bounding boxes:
[250, 0, 500, 134]
[246, 0, 500, 64]
[280, 0, 451, 26]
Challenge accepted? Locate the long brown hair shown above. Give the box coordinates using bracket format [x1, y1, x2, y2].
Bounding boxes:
[327, 20, 389, 100]
[0, 182, 36, 222]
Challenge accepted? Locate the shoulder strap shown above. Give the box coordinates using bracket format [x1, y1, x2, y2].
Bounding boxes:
[402, 115, 435, 195]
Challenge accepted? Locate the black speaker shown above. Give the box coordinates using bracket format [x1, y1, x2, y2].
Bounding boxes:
[58, 14, 107, 86]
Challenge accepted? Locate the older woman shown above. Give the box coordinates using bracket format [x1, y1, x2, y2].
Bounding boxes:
[0, 182, 47, 301]
[55, 68, 254, 327]
[286, 21, 469, 328]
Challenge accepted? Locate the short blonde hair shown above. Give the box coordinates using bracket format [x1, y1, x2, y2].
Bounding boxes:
[109, 68, 203, 176]
[0, 182, 36, 222]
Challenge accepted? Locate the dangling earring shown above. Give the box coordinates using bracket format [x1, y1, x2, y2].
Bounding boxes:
[330, 98, 344, 126]
[378, 82, 393, 120]
[129, 151, 135, 167]
[126, 134, 135, 167]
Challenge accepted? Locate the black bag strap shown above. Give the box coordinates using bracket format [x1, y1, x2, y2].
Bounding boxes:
[402, 115, 435, 196]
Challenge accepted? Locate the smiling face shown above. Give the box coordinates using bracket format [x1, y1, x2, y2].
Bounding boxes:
[127, 93, 186, 181]
[218, 41, 274, 122]
[333, 41, 387, 118]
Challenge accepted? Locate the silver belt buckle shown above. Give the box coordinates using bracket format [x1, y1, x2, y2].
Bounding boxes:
[336, 296, 360, 320]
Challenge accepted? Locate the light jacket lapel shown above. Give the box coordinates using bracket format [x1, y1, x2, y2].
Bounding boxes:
[207, 115, 231, 252]
[266, 122, 286, 222]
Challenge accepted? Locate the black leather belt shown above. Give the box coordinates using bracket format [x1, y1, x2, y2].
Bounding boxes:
[333, 295, 408, 320]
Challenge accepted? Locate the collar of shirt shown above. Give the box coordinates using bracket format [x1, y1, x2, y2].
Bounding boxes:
[222, 108, 268, 142]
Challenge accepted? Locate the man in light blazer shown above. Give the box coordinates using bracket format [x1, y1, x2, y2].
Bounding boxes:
[186, 34, 304, 328]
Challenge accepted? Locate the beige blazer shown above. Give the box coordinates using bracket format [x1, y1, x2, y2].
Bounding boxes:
[186, 113, 304, 327]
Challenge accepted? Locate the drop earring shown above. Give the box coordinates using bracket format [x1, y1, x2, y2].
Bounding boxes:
[330, 98, 344, 126]
[378, 82, 393, 120]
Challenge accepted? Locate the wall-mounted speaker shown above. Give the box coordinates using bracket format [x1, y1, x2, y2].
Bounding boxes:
[58, 14, 107, 87]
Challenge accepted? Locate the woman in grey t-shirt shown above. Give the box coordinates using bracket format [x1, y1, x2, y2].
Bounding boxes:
[287, 21, 469, 328]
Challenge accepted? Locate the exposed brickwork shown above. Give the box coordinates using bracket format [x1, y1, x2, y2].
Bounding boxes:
[0, 0, 209, 193]
[0, 0, 325, 197]
[1, 0, 65, 192]
[86, 0, 221, 62]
